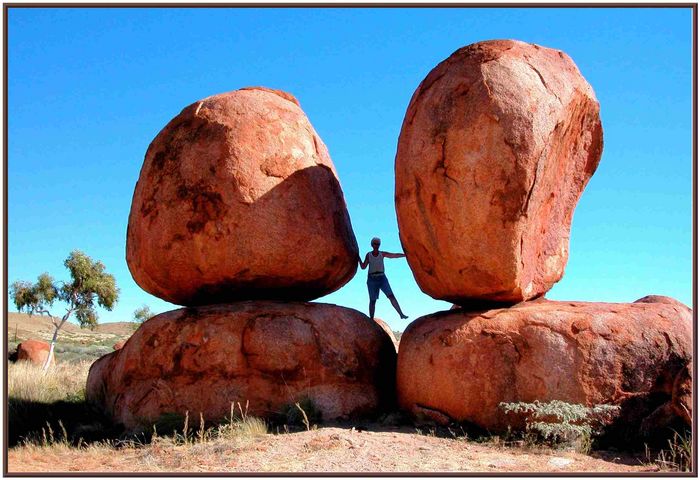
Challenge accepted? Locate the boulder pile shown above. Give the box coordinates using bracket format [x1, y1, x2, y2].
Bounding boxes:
[394, 40, 691, 441]
[86, 42, 690, 444]
[87, 87, 396, 430]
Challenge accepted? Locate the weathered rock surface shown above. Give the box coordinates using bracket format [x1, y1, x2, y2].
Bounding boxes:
[397, 297, 691, 441]
[127, 87, 359, 306]
[634, 294, 686, 307]
[395, 40, 603, 304]
[87, 302, 397, 430]
[16, 339, 53, 365]
[373, 317, 400, 352]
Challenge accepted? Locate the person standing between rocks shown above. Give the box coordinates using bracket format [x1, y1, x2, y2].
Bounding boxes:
[359, 237, 409, 321]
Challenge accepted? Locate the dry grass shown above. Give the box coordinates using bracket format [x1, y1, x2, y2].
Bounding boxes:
[6, 372, 650, 475]
[216, 415, 268, 441]
[9, 398, 271, 473]
[644, 430, 693, 472]
[8, 312, 136, 364]
[4, 353, 679, 474]
[8, 360, 90, 403]
[8, 425, 652, 473]
[7, 360, 112, 448]
[150, 403, 269, 446]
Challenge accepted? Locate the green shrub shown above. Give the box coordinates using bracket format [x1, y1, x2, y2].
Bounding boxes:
[499, 400, 619, 452]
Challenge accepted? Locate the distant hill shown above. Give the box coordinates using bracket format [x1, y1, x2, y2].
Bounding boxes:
[8, 312, 137, 345]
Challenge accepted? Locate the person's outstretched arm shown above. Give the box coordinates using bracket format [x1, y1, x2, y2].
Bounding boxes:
[381, 251, 406, 259]
[359, 253, 369, 269]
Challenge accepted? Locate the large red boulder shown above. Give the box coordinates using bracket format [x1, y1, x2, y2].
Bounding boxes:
[127, 87, 359, 306]
[395, 40, 603, 304]
[86, 302, 396, 430]
[397, 297, 691, 441]
[16, 339, 53, 366]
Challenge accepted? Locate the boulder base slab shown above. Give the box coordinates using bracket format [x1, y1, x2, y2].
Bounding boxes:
[397, 296, 691, 441]
[87, 302, 396, 430]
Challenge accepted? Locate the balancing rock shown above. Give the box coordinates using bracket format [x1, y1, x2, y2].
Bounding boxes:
[127, 87, 359, 306]
[395, 40, 603, 304]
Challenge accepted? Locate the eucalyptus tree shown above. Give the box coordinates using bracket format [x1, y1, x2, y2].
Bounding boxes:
[133, 304, 156, 330]
[10, 250, 119, 370]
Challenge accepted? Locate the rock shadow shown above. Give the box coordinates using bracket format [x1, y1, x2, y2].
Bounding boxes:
[146, 164, 360, 306]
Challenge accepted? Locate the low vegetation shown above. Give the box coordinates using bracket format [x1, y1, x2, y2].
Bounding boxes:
[282, 397, 322, 430]
[9, 361, 90, 404]
[499, 400, 620, 453]
[6, 361, 690, 473]
[645, 430, 693, 472]
[8, 311, 137, 365]
[10, 250, 119, 370]
[9, 338, 115, 365]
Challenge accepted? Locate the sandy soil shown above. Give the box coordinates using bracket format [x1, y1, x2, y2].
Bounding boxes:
[8, 425, 655, 474]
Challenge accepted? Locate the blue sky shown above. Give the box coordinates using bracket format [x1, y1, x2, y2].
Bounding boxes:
[7, 7, 693, 331]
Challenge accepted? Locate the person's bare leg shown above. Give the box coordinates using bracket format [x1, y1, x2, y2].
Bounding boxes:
[369, 299, 377, 320]
[388, 295, 408, 319]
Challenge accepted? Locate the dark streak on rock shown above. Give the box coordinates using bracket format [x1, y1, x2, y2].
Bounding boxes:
[434, 138, 459, 185]
[414, 178, 440, 250]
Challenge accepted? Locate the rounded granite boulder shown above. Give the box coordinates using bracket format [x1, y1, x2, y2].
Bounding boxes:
[397, 296, 691, 442]
[86, 301, 397, 430]
[395, 40, 603, 304]
[127, 87, 359, 306]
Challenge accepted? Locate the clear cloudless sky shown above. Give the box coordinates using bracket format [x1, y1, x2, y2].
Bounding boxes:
[7, 7, 693, 332]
